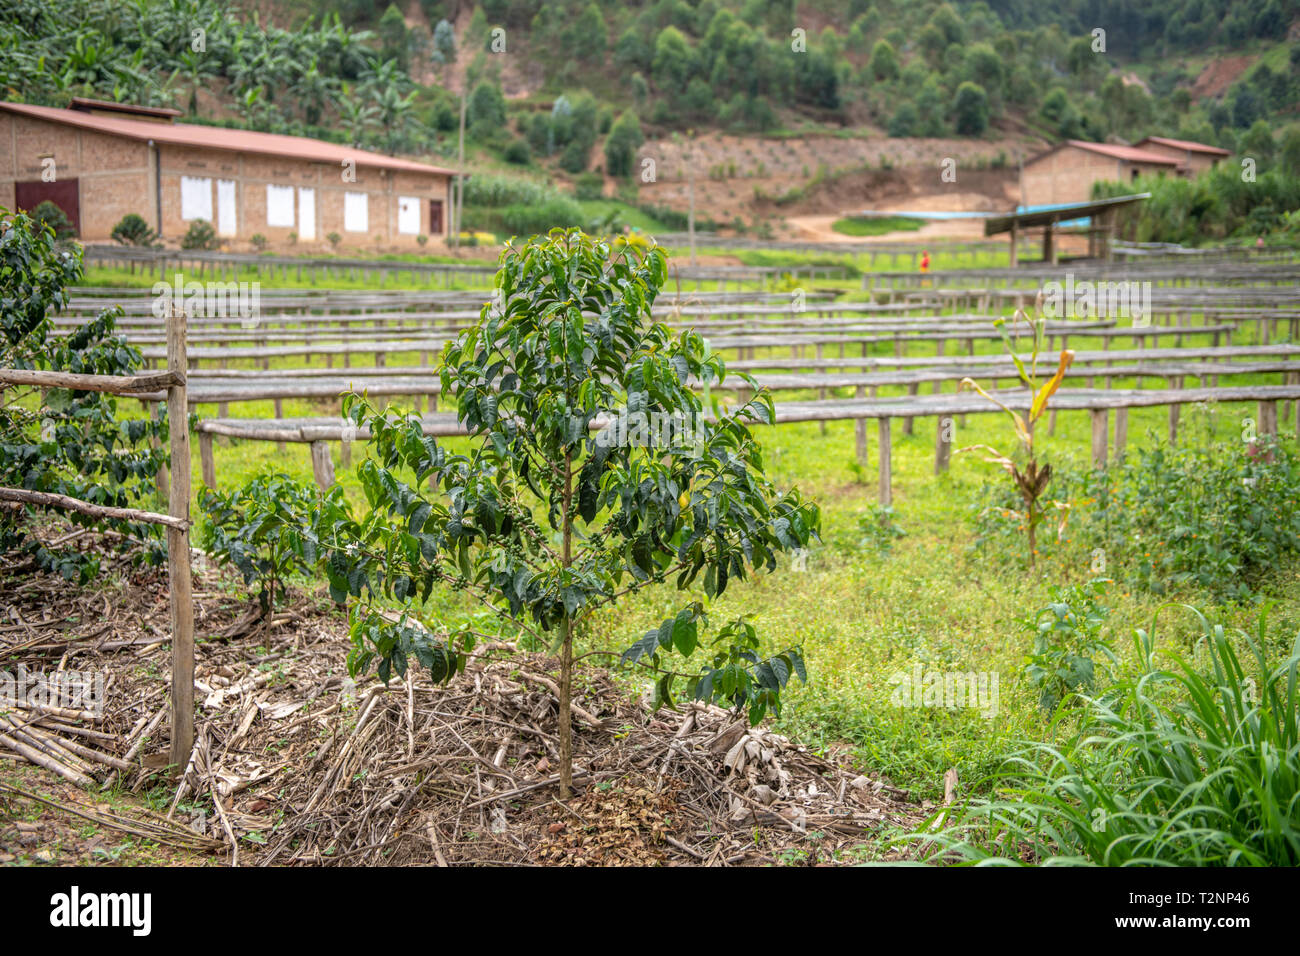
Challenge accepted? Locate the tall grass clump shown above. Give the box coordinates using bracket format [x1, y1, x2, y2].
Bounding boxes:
[914, 606, 1300, 866]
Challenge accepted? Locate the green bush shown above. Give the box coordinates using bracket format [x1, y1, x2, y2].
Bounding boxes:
[1074, 437, 1300, 601]
[250, 233, 268, 251]
[30, 200, 74, 240]
[181, 218, 219, 250]
[0, 208, 166, 582]
[110, 213, 158, 247]
[573, 171, 604, 201]
[198, 473, 324, 617]
[1024, 580, 1116, 711]
[503, 138, 532, 165]
[918, 606, 1300, 866]
[496, 198, 586, 237]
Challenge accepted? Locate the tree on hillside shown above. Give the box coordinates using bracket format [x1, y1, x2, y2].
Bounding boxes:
[652, 26, 695, 90]
[469, 80, 507, 136]
[431, 19, 456, 66]
[954, 81, 989, 136]
[377, 4, 411, 71]
[604, 111, 644, 178]
[1240, 120, 1276, 167]
[888, 101, 918, 137]
[571, 3, 607, 64]
[869, 40, 899, 82]
[963, 43, 1003, 97]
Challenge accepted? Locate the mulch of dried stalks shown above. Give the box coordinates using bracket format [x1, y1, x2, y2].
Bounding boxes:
[1, 525, 924, 866]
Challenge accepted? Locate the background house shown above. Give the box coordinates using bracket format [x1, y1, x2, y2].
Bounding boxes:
[0, 98, 454, 248]
[1020, 140, 1180, 206]
[1129, 136, 1231, 176]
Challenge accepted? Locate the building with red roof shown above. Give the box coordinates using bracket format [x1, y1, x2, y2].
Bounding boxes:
[1020, 135, 1227, 207]
[0, 99, 455, 248]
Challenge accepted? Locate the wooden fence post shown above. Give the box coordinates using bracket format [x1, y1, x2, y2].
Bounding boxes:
[311, 440, 336, 491]
[877, 418, 892, 506]
[853, 387, 868, 471]
[167, 307, 195, 771]
[1090, 409, 1109, 469]
[934, 416, 951, 474]
[1113, 407, 1128, 461]
[199, 431, 215, 488]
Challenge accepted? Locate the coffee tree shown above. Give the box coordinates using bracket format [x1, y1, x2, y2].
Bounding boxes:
[0, 208, 168, 580]
[320, 229, 819, 796]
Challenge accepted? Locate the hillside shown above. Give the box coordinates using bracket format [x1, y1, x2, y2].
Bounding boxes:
[3, 0, 1299, 239]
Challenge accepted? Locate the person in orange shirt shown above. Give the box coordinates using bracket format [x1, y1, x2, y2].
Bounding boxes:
[920, 249, 930, 272]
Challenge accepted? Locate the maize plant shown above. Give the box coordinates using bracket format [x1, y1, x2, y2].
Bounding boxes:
[957, 304, 1074, 567]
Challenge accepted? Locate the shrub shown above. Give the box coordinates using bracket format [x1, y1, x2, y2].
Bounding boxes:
[30, 200, 74, 240]
[918, 606, 1300, 865]
[1024, 580, 1116, 711]
[317, 230, 819, 795]
[250, 233, 268, 251]
[503, 138, 531, 165]
[0, 208, 167, 582]
[198, 473, 323, 618]
[110, 213, 158, 247]
[573, 171, 604, 201]
[604, 110, 644, 178]
[498, 198, 585, 236]
[416, 233, 428, 246]
[1071, 436, 1300, 601]
[181, 218, 219, 250]
[326, 231, 341, 249]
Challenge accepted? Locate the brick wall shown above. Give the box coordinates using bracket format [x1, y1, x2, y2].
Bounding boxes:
[0, 111, 450, 248]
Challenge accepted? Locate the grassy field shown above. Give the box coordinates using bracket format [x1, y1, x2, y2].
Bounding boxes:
[831, 216, 927, 237]
[100, 285, 1298, 805]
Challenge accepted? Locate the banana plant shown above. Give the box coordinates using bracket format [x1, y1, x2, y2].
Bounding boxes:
[957, 303, 1074, 567]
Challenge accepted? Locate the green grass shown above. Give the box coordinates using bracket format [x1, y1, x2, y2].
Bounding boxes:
[54, 257, 1300, 828]
[142, 306, 1299, 808]
[831, 216, 926, 237]
[574, 199, 676, 234]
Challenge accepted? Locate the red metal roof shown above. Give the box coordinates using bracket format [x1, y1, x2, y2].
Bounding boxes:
[1132, 135, 1231, 157]
[1062, 139, 1180, 165]
[0, 100, 455, 176]
[68, 97, 182, 120]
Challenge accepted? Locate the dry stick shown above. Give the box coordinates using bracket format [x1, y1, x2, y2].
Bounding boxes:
[0, 715, 96, 774]
[0, 728, 93, 786]
[201, 738, 240, 867]
[425, 819, 450, 867]
[463, 769, 598, 810]
[0, 781, 219, 851]
[167, 730, 205, 818]
[0, 487, 187, 531]
[26, 726, 130, 772]
[655, 712, 695, 793]
[6, 697, 102, 723]
[513, 671, 604, 729]
[32, 719, 118, 744]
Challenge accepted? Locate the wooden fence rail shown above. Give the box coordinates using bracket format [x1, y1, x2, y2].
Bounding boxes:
[0, 309, 194, 770]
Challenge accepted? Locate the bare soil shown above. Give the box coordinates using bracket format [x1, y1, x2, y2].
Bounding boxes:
[635, 132, 1029, 238]
[1190, 55, 1255, 101]
[1, 522, 926, 866]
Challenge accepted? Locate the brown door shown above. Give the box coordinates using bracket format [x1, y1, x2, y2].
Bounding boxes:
[429, 199, 443, 236]
[16, 179, 80, 236]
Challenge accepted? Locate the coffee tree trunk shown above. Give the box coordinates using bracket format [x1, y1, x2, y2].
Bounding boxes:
[559, 616, 573, 798]
[558, 451, 574, 799]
